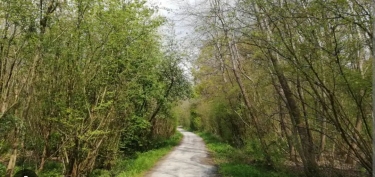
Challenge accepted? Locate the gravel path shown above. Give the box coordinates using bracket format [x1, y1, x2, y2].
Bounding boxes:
[144, 127, 217, 177]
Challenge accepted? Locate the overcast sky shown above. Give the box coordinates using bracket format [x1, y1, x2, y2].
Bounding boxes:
[147, 0, 202, 40]
[146, 0, 207, 80]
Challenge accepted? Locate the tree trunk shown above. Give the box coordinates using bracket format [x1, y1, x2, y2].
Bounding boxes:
[226, 32, 273, 167]
[269, 54, 320, 176]
[5, 128, 19, 177]
[317, 102, 326, 162]
[38, 144, 47, 172]
[149, 77, 175, 135]
[278, 93, 297, 162]
[66, 137, 80, 177]
[272, 75, 297, 162]
[345, 115, 362, 164]
[38, 131, 50, 172]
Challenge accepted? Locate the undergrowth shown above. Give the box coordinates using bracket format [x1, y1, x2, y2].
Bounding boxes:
[2, 131, 182, 177]
[197, 132, 293, 177]
[92, 131, 183, 177]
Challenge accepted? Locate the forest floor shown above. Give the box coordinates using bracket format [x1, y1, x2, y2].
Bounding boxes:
[144, 127, 218, 177]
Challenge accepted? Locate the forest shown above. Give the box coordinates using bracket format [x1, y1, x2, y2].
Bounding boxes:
[0, 0, 373, 177]
[0, 0, 191, 176]
[176, 0, 373, 176]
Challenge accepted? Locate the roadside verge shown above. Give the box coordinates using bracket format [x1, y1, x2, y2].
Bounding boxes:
[91, 131, 183, 177]
[197, 132, 292, 177]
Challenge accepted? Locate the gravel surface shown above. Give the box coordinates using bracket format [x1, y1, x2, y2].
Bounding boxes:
[145, 127, 217, 177]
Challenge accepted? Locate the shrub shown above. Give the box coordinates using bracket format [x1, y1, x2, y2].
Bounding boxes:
[90, 169, 111, 177]
[0, 163, 6, 176]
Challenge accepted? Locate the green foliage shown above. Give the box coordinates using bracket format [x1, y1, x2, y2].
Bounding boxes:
[89, 169, 111, 177]
[190, 115, 201, 131]
[39, 170, 62, 177]
[211, 100, 241, 145]
[172, 101, 191, 128]
[189, 103, 201, 131]
[0, 0, 190, 176]
[220, 163, 291, 177]
[38, 161, 64, 177]
[187, 96, 246, 147]
[116, 149, 170, 177]
[119, 116, 152, 154]
[0, 114, 17, 135]
[198, 132, 292, 177]
[153, 130, 183, 148]
[190, 0, 373, 175]
[0, 163, 5, 176]
[198, 132, 235, 162]
[111, 131, 182, 177]
[243, 140, 265, 162]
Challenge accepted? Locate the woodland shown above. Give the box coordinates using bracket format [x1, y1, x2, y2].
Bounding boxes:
[177, 0, 373, 177]
[0, 0, 190, 176]
[0, 0, 374, 177]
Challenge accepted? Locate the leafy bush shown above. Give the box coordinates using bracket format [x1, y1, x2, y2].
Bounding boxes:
[153, 131, 183, 148]
[0, 163, 6, 176]
[90, 169, 111, 177]
[109, 131, 183, 177]
[38, 161, 64, 177]
[220, 163, 290, 177]
[189, 105, 201, 131]
[199, 132, 293, 177]
[119, 116, 152, 155]
[39, 169, 62, 177]
[244, 140, 266, 162]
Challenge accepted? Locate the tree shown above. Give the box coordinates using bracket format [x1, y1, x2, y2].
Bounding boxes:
[188, 0, 372, 176]
[0, 0, 190, 176]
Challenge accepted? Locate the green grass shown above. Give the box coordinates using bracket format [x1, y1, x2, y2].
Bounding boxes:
[197, 132, 292, 177]
[115, 148, 172, 177]
[113, 131, 183, 177]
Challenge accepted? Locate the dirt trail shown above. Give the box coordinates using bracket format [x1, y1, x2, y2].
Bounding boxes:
[144, 127, 217, 177]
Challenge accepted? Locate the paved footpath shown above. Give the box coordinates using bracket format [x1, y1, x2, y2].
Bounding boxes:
[144, 127, 217, 177]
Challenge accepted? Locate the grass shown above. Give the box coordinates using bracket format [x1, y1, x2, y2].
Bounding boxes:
[197, 132, 292, 177]
[115, 148, 171, 177]
[112, 131, 183, 177]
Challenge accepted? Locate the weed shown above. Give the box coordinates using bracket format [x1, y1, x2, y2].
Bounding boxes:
[198, 132, 293, 177]
[111, 131, 183, 177]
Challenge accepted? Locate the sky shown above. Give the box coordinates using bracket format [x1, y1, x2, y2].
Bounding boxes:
[147, 0, 201, 40]
[146, 0, 206, 80]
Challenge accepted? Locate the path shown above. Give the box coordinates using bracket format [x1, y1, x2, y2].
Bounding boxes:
[145, 127, 217, 177]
